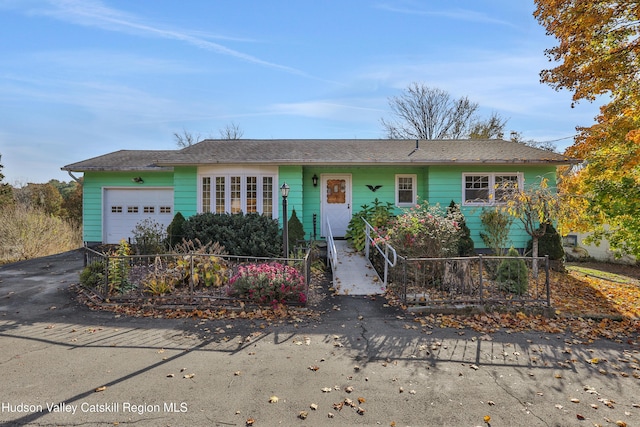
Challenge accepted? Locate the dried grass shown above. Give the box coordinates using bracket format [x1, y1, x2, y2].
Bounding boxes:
[0, 204, 82, 263]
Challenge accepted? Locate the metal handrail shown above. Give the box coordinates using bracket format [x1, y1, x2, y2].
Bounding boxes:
[363, 218, 397, 286]
[326, 217, 338, 272]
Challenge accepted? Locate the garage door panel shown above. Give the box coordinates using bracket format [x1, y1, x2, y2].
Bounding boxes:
[104, 189, 174, 244]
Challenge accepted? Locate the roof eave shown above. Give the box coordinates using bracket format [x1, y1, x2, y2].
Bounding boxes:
[154, 159, 576, 166]
[61, 166, 174, 172]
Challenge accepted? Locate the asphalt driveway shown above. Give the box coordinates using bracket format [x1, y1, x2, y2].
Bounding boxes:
[1, 251, 639, 426]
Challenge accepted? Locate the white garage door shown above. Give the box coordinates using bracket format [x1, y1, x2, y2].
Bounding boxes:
[103, 188, 174, 244]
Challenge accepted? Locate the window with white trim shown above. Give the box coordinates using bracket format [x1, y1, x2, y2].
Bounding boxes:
[396, 174, 417, 207]
[463, 173, 523, 205]
[200, 174, 277, 217]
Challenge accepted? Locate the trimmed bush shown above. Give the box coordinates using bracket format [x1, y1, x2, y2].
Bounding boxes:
[79, 260, 106, 289]
[448, 200, 474, 256]
[182, 212, 281, 257]
[526, 222, 564, 260]
[496, 247, 528, 295]
[479, 208, 514, 256]
[287, 209, 305, 251]
[166, 212, 186, 248]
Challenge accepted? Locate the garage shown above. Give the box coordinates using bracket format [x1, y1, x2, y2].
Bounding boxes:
[103, 188, 174, 244]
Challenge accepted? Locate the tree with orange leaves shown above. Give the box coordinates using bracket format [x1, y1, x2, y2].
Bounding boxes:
[534, 0, 640, 258]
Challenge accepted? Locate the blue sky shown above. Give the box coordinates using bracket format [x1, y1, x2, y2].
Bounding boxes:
[0, 0, 602, 184]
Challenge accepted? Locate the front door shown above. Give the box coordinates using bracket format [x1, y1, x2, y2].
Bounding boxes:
[321, 174, 351, 238]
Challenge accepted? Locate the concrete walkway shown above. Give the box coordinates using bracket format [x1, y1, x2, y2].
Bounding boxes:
[331, 240, 386, 295]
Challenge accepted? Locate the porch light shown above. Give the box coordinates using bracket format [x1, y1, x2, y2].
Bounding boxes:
[280, 182, 290, 198]
[312, 174, 318, 187]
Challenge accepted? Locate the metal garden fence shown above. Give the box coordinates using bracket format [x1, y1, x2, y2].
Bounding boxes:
[368, 248, 551, 309]
[82, 246, 312, 306]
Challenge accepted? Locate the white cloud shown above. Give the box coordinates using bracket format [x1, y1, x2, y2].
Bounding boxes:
[266, 100, 386, 121]
[14, 0, 310, 76]
[374, 1, 516, 27]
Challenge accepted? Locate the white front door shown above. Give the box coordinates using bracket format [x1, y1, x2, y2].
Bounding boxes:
[321, 174, 352, 238]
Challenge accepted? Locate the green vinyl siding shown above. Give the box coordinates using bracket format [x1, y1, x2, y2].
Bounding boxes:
[278, 165, 303, 229]
[81, 162, 558, 252]
[428, 165, 558, 250]
[173, 166, 197, 217]
[81, 171, 175, 243]
[299, 166, 427, 240]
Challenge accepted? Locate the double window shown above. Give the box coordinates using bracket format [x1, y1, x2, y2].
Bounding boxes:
[201, 175, 275, 217]
[463, 173, 522, 205]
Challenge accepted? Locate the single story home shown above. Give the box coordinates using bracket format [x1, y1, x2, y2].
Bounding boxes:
[62, 139, 576, 250]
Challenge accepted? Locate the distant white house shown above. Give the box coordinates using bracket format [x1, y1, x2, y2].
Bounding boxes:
[563, 228, 636, 265]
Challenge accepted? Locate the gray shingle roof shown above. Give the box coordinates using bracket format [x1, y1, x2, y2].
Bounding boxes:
[62, 150, 175, 172]
[63, 139, 577, 172]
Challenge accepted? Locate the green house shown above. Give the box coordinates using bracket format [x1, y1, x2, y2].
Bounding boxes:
[62, 139, 575, 250]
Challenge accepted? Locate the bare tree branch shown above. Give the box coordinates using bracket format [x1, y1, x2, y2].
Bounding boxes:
[174, 128, 200, 148]
[218, 122, 244, 140]
[380, 83, 481, 139]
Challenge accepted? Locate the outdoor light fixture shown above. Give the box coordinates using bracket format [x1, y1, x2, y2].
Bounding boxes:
[312, 174, 318, 187]
[280, 182, 290, 258]
[280, 182, 290, 198]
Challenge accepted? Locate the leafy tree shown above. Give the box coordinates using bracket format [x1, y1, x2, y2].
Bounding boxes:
[502, 178, 561, 277]
[60, 180, 83, 224]
[560, 100, 640, 257]
[534, 0, 640, 257]
[15, 183, 63, 216]
[534, 1, 640, 105]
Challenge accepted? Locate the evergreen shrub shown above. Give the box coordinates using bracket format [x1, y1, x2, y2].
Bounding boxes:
[182, 212, 281, 257]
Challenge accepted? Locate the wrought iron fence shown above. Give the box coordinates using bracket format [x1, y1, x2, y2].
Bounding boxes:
[82, 246, 312, 306]
[368, 249, 551, 308]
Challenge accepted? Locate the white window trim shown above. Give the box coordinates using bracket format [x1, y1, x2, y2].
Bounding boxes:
[462, 172, 523, 206]
[198, 173, 277, 218]
[395, 174, 417, 207]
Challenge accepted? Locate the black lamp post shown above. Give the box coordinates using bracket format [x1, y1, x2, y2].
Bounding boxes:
[280, 182, 290, 258]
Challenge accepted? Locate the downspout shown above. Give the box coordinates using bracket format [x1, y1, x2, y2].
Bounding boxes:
[67, 171, 82, 185]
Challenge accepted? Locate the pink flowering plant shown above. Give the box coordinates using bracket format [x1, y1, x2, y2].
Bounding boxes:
[228, 262, 307, 306]
[374, 202, 463, 258]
